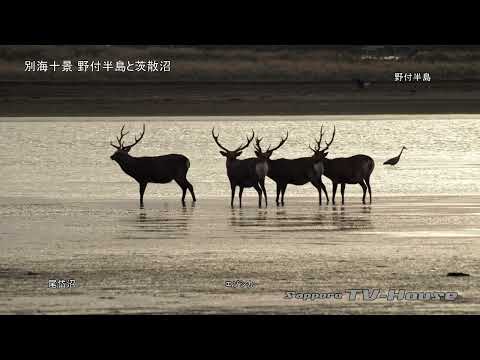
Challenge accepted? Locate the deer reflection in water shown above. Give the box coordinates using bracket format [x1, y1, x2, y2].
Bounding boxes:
[229, 208, 268, 228]
[331, 205, 373, 231]
[228, 206, 330, 234]
[228, 204, 373, 235]
[119, 204, 196, 240]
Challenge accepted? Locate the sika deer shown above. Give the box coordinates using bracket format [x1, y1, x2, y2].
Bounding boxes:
[320, 126, 375, 205]
[110, 124, 196, 207]
[212, 128, 267, 208]
[254, 130, 329, 206]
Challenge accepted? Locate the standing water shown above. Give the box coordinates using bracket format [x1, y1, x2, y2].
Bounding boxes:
[0, 115, 479, 314]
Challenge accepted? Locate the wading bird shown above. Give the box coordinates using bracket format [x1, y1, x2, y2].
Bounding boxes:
[212, 128, 268, 208]
[353, 78, 372, 89]
[110, 124, 196, 207]
[253, 130, 329, 206]
[383, 146, 407, 166]
[320, 127, 375, 205]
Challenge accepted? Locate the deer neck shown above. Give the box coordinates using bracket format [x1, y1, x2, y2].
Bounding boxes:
[310, 154, 322, 163]
[115, 154, 138, 177]
[225, 157, 238, 168]
[322, 157, 332, 175]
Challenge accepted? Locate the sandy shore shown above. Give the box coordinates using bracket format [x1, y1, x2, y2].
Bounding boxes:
[3, 81, 480, 116]
[0, 195, 479, 314]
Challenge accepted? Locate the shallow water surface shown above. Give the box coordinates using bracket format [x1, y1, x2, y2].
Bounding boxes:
[0, 196, 479, 314]
[1, 115, 479, 199]
[0, 115, 479, 314]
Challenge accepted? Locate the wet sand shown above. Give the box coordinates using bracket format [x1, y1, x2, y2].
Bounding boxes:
[0, 195, 479, 314]
[3, 81, 480, 116]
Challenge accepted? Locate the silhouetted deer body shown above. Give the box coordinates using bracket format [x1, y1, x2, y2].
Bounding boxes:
[212, 128, 267, 208]
[319, 127, 375, 205]
[253, 131, 328, 206]
[110, 124, 196, 207]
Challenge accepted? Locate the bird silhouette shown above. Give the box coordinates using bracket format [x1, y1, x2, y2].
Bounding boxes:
[353, 78, 372, 89]
[384, 146, 407, 166]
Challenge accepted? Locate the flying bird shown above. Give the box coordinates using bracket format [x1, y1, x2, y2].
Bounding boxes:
[383, 146, 407, 166]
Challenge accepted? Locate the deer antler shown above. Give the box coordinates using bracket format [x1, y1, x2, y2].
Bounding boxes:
[212, 128, 255, 153]
[309, 125, 324, 153]
[266, 131, 288, 153]
[321, 125, 335, 152]
[111, 124, 130, 149]
[315, 125, 324, 150]
[211, 128, 230, 152]
[123, 124, 146, 151]
[254, 136, 264, 153]
[234, 129, 255, 152]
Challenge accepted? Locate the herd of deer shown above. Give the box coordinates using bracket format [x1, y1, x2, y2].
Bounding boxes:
[110, 124, 376, 208]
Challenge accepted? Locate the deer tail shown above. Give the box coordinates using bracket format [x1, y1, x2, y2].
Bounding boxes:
[368, 158, 375, 175]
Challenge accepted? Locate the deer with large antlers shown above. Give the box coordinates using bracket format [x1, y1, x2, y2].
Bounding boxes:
[319, 126, 375, 205]
[254, 129, 329, 206]
[110, 124, 196, 207]
[212, 128, 268, 208]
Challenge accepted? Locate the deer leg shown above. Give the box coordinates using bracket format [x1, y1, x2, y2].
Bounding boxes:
[276, 183, 281, 206]
[332, 182, 338, 205]
[317, 184, 323, 205]
[181, 187, 187, 206]
[281, 184, 287, 206]
[186, 179, 196, 202]
[359, 181, 367, 204]
[253, 183, 262, 208]
[139, 182, 147, 208]
[230, 184, 236, 208]
[174, 179, 188, 206]
[176, 175, 196, 203]
[239, 186, 244, 208]
[311, 180, 322, 205]
[365, 177, 372, 204]
[259, 180, 267, 207]
[320, 181, 329, 204]
[341, 183, 346, 205]
[313, 178, 330, 206]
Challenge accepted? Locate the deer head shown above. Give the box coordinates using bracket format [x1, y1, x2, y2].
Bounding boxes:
[211, 128, 255, 160]
[253, 131, 289, 160]
[309, 125, 335, 160]
[110, 124, 146, 161]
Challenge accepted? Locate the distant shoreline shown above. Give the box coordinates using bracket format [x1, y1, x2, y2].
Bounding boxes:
[1, 114, 479, 122]
[2, 81, 480, 116]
